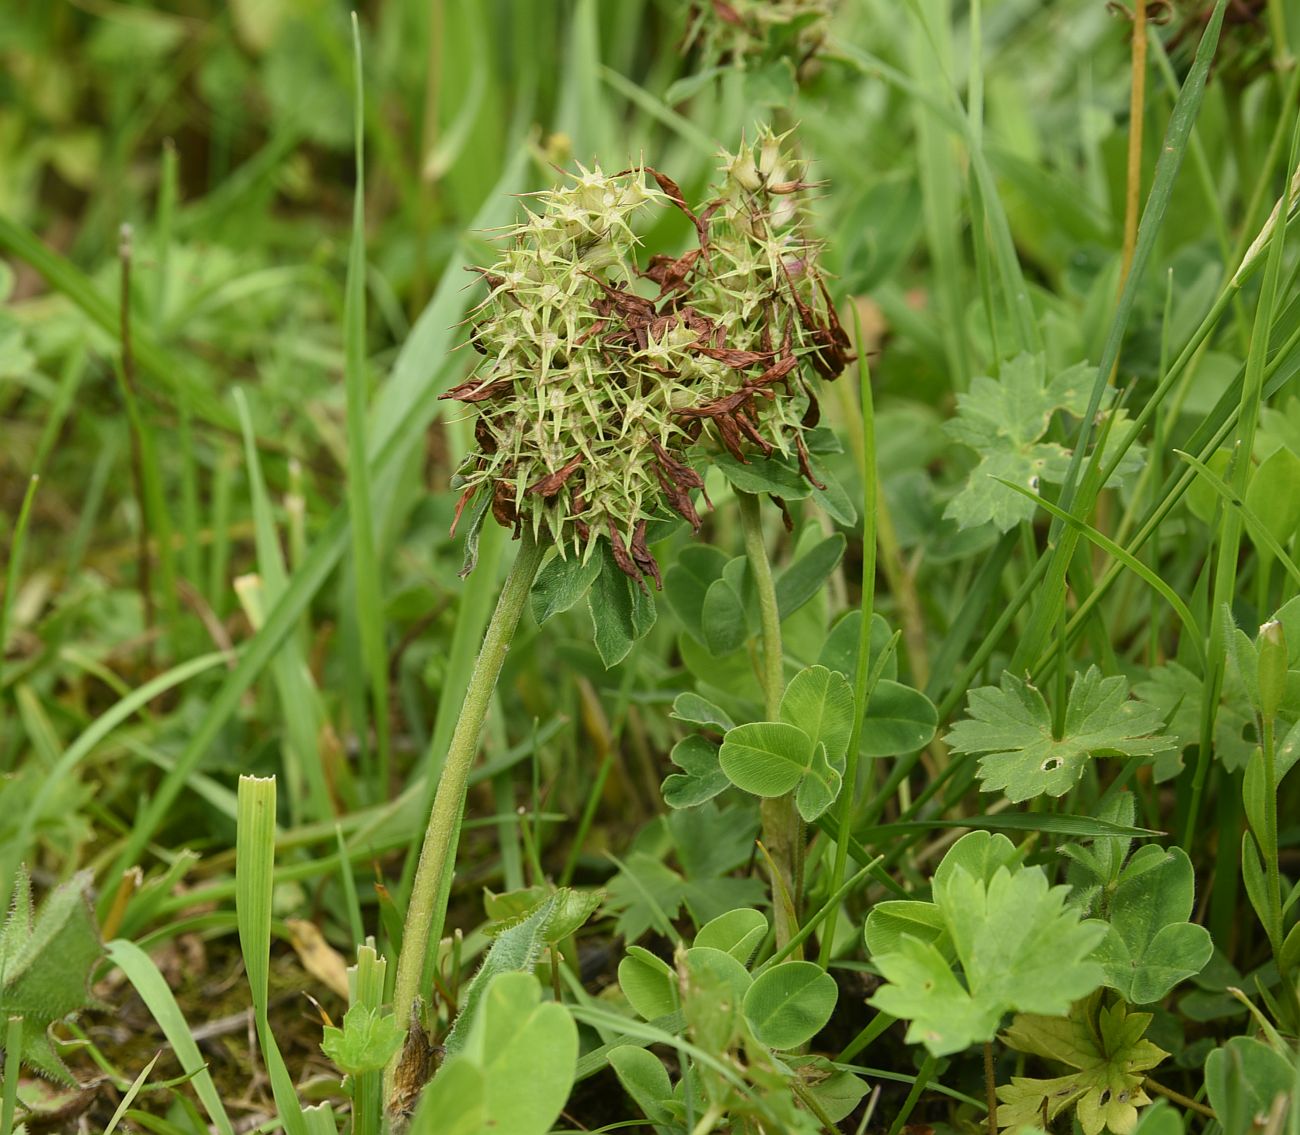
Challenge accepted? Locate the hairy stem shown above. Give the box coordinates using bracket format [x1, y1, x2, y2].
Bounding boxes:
[387, 531, 544, 1102]
[821, 319, 876, 967]
[737, 490, 801, 952]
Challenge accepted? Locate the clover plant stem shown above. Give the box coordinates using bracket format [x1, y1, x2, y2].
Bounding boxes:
[388, 530, 544, 1093]
[737, 491, 784, 718]
[1143, 1079, 1217, 1120]
[821, 319, 877, 968]
[737, 490, 801, 951]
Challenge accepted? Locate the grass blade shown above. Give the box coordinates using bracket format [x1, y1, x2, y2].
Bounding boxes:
[993, 477, 1205, 666]
[0, 215, 235, 430]
[344, 15, 391, 799]
[104, 939, 236, 1135]
[0, 650, 228, 912]
[1010, 0, 1231, 673]
[0, 474, 38, 760]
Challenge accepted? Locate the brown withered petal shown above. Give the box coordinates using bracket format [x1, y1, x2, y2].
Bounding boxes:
[606, 519, 648, 590]
[809, 328, 849, 382]
[643, 167, 713, 255]
[649, 437, 705, 490]
[449, 486, 477, 538]
[653, 466, 702, 531]
[801, 386, 822, 429]
[796, 435, 826, 490]
[491, 480, 519, 532]
[674, 387, 752, 421]
[750, 354, 800, 389]
[734, 408, 774, 454]
[775, 497, 795, 532]
[650, 438, 705, 531]
[782, 260, 822, 336]
[818, 277, 852, 353]
[466, 265, 506, 292]
[474, 416, 498, 455]
[644, 250, 701, 298]
[631, 520, 663, 590]
[697, 200, 722, 246]
[714, 414, 749, 462]
[582, 272, 657, 322]
[710, 0, 744, 25]
[441, 376, 514, 403]
[525, 454, 584, 498]
[696, 345, 772, 369]
[767, 180, 821, 196]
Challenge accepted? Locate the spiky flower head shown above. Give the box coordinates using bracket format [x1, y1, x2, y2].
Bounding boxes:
[444, 128, 848, 586]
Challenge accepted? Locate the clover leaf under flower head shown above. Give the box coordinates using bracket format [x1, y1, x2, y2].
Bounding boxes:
[443, 129, 848, 586]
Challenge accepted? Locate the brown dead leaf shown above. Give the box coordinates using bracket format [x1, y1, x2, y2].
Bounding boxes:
[286, 919, 349, 999]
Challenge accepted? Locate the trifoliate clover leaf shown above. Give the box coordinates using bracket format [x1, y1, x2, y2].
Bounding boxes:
[999, 1000, 1169, 1135]
[662, 735, 730, 809]
[717, 666, 854, 821]
[947, 668, 1173, 803]
[866, 834, 1107, 1056]
[604, 804, 763, 941]
[1093, 845, 1212, 1004]
[321, 1004, 405, 1076]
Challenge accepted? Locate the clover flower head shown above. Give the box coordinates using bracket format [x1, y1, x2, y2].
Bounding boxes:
[445, 132, 848, 586]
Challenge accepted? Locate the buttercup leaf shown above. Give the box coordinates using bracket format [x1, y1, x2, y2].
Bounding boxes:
[947, 668, 1173, 802]
[945, 355, 1140, 532]
[999, 1000, 1168, 1135]
[866, 834, 1106, 1056]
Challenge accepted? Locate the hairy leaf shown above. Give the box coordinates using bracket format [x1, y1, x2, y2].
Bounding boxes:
[0, 869, 103, 1082]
